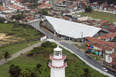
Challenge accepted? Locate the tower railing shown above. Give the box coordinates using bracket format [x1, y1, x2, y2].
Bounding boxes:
[50, 54, 66, 60]
[49, 62, 67, 68]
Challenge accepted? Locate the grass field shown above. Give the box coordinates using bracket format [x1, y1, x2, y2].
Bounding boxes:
[0, 40, 40, 60]
[0, 23, 13, 33]
[0, 23, 44, 60]
[0, 42, 107, 77]
[0, 23, 43, 40]
[78, 11, 116, 23]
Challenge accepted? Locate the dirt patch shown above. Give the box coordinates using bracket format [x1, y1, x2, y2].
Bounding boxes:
[0, 33, 24, 47]
[0, 33, 11, 39]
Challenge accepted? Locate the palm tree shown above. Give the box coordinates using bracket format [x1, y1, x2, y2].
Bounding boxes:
[82, 68, 91, 77]
[4, 52, 10, 61]
[21, 69, 31, 77]
[35, 63, 42, 72]
[9, 64, 21, 77]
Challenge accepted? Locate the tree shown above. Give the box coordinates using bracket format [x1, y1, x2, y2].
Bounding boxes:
[11, 15, 16, 20]
[25, 19, 28, 24]
[21, 69, 31, 77]
[35, 63, 42, 72]
[41, 41, 56, 48]
[41, 9, 48, 15]
[81, 68, 91, 77]
[4, 52, 10, 61]
[15, 14, 24, 20]
[84, 6, 92, 13]
[9, 64, 21, 77]
[0, 17, 4, 23]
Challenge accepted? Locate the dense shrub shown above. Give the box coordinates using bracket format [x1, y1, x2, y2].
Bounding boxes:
[0, 17, 4, 23]
[41, 41, 57, 48]
[27, 42, 56, 56]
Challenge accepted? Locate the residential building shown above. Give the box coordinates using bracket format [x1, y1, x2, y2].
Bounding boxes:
[52, 4, 67, 12]
[97, 32, 116, 41]
[37, 4, 52, 9]
[86, 37, 116, 57]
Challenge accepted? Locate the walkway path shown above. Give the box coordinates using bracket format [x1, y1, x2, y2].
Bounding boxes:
[0, 41, 45, 66]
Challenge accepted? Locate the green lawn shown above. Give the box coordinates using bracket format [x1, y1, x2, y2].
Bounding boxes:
[0, 23, 43, 41]
[0, 23, 14, 33]
[78, 11, 116, 23]
[0, 23, 44, 60]
[0, 40, 40, 60]
[0, 42, 107, 77]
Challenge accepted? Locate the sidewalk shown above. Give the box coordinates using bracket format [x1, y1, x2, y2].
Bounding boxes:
[0, 41, 45, 66]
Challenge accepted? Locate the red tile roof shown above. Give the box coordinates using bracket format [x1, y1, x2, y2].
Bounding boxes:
[68, 5, 75, 9]
[0, 6, 9, 11]
[26, 16, 34, 21]
[62, 16, 71, 20]
[87, 42, 112, 51]
[101, 3, 108, 7]
[37, 4, 51, 9]
[10, 4, 26, 11]
[86, 37, 116, 49]
[24, 2, 33, 5]
[98, 32, 116, 39]
[110, 61, 116, 65]
[32, 9, 39, 13]
[99, 20, 109, 24]
[110, 55, 116, 59]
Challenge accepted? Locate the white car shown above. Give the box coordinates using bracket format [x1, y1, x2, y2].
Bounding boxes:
[102, 67, 108, 72]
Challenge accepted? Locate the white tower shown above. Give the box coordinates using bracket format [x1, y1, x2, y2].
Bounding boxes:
[49, 46, 67, 77]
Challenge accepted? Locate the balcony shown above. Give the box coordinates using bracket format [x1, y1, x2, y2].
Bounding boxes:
[50, 54, 66, 60]
[49, 62, 67, 68]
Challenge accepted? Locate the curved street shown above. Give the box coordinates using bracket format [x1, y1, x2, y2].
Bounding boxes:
[30, 21, 116, 77]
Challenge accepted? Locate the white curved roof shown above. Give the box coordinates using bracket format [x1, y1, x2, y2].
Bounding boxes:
[45, 16, 101, 39]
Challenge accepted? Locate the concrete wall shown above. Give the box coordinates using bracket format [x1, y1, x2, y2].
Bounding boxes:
[53, 5, 67, 11]
[43, 20, 56, 32]
[51, 68, 65, 77]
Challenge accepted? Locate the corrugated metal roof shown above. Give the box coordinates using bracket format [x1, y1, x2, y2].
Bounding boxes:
[45, 16, 101, 38]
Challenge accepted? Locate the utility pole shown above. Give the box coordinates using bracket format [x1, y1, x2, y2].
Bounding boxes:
[80, 0, 82, 9]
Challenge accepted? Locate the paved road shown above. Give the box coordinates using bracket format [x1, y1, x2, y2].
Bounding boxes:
[30, 21, 116, 77]
[0, 41, 44, 65]
[30, 22, 60, 41]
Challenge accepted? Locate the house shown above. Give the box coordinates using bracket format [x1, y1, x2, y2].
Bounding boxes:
[61, 16, 72, 21]
[8, 3, 27, 12]
[104, 54, 116, 69]
[0, 6, 13, 14]
[87, 20, 98, 26]
[52, 4, 67, 12]
[24, 2, 34, 8]
[86, 37, 116, 57]
[99, 20, 109, 25]
[99, 3, 109, 10]
[0, 6, 13, 18]
[31, 9, 40, 14]
[110, 55, 116, 68]
[37, 4, 52, 9]
[97, 32, 116, 41]
[100, 24, 116, 33]
[78, 16, 88, 21]
[90, 3, 100, 10]
[68, 5, 77, 12]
